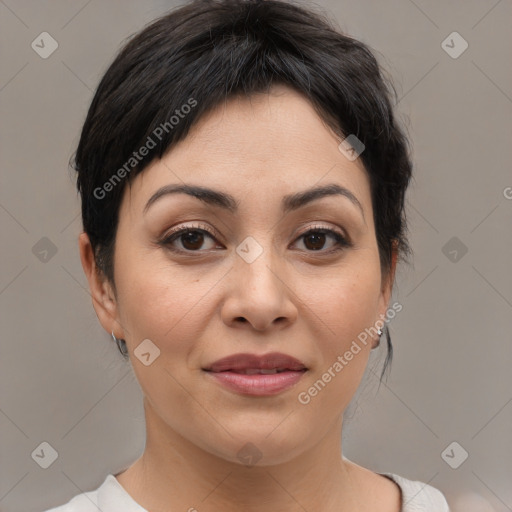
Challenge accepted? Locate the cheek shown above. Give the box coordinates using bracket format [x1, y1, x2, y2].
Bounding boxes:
[299, 263, 382, 349]
[292, 258, 382, 406]
[337, 272, 381, 336]
[115, 251, 216, 354]
[294, 294, 379, 416]
[115, 263, 218, 410]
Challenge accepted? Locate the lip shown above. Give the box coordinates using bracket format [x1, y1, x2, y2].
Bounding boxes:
[203, 352, 308, 396]
[204, 352, 307, 372]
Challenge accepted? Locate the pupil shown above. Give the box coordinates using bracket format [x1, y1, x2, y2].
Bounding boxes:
[183, 231, 203, 250]
[306, 233, 325, 250]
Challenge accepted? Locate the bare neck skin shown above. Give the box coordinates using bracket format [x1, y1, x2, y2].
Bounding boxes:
[115, 397, 400, 512]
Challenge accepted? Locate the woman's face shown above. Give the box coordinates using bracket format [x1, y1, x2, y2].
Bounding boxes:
[83, 84, 394, 465]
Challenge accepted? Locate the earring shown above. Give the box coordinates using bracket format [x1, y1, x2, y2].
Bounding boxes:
[111, 331, 129, 357]
[372, 328, 383, 349]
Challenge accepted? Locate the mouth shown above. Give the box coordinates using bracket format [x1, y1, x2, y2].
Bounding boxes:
[203, 352, 308, 396]
[220, 368, 300, 374]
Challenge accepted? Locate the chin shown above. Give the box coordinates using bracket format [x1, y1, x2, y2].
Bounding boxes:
[206, 424, 310, 467]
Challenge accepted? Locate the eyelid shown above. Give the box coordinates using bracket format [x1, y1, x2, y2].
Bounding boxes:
[290, 224, 352, 252]
[294, 223, 348, 241]
[162, 222, 221, 241]
[160, 222, 351, 253]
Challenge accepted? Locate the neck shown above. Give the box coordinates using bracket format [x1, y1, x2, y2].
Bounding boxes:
[117, 397, 362, 512]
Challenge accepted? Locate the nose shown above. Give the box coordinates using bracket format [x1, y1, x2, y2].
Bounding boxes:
[220, 240, 298, 332]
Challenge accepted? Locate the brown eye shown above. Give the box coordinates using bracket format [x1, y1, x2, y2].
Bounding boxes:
[303, 231, 327, 251]
[161, 225, 221, 253]
[179, 230, 207, 250]
[293, 227, 351, 253]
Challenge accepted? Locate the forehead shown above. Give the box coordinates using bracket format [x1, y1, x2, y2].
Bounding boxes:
[123, 84, 371, 217]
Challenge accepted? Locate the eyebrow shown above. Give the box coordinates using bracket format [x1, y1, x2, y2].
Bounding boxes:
[143, 182, 365, 220]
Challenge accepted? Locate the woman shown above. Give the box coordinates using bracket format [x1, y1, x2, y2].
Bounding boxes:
[45, 0, 450, 510]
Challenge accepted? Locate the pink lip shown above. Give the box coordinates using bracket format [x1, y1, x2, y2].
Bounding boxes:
[206, 370, 306, 396]
[203, 352, 308, 396]
[204, 352, 307, 372]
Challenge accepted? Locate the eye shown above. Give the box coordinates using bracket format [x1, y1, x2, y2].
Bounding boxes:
[292, 225, 351, 253]
[160, 223, 351, 255]
[160, 223, 222, 253]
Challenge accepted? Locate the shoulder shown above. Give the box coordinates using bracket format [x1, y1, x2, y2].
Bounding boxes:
[41, 475, 108, 512]
[41, 489, 101, 512]
[344, 459, 450, 512]
[41, 474, 147, 512]
[380, 472, 450, 512]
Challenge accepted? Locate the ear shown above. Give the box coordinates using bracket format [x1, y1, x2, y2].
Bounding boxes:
[373, 241, 399, 347]
[78, 232, 125, 339]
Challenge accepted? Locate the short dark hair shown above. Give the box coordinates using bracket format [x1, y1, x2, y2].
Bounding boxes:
[73, 0, 413, 376]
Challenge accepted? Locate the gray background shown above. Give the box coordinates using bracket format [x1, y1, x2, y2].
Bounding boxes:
[1, 1, 511, 511]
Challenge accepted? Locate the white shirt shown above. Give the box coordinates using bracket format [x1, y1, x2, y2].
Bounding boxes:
[43, 472, 450, 511]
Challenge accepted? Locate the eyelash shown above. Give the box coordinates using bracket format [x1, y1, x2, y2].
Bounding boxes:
[160, 222, 351, 255]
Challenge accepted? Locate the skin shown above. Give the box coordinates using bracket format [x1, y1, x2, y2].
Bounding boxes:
[79, 84, 401, 511]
